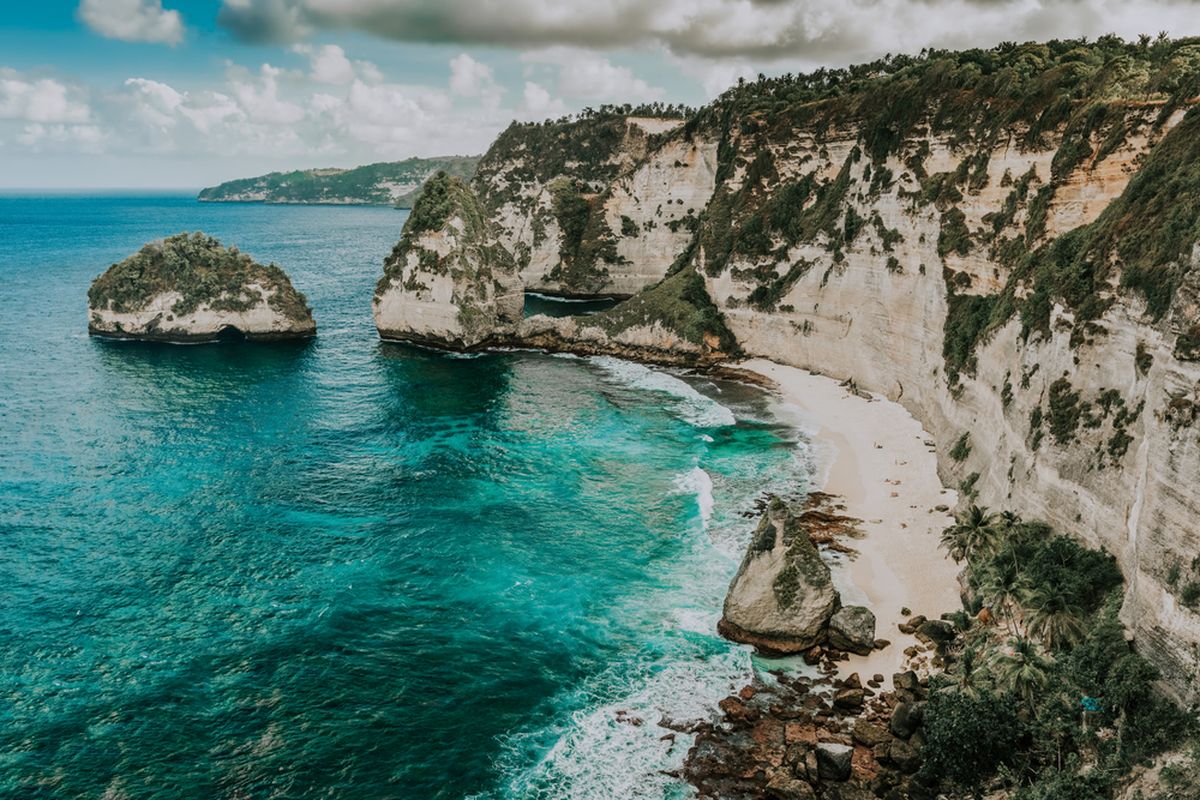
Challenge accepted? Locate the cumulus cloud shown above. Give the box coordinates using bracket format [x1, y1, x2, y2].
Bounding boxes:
[78, 0, 185, 46]
[0, 70, 92, 123]
[292, 44, 357, 84]
[522, 48, 664, 103]
[519, 81, 568, 118]
[214, 0, 1200, 62]
[0, 43, 523, 172]
[449, 53, 497, 97]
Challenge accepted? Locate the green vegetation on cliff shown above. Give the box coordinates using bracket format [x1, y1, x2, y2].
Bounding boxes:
[670, 36, 1200, 379]
[692, 35, 1200, 159]
[88, 232, 311, 321]
[377, 172, 514, 301]
[588, 266, 737, 353]
[199, 156, 479, 207]
[925, 508, 1195, 798]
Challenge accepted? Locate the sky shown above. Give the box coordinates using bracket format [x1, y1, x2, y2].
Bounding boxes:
[3, 1, 1200, 188]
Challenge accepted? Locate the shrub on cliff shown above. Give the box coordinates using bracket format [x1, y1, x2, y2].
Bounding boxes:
[927, 511, 1195, 799]
[591, 267, 738, 353]
[920, 689, 1024, 794]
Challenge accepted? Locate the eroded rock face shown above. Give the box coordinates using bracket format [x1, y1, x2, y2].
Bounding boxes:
[87, 232, 315, 342]
[719, 496, 840, 654]
[473, 114, 708, 297]
[505, 265, 736, 366]
[373, 172, 522, 349]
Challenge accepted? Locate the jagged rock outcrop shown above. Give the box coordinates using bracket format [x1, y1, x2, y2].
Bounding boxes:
[373, 172, 523, 348]
[87, 232, 315, 342]
[718, 496, 840, 654]
[476, 41, 1200, 701]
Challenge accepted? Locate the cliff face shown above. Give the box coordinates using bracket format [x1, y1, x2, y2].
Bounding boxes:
[475, 41, 1200, 700]
[374, 172, 523, 348]
[87, 232, 316, 342]
[474, 114, 714, 297]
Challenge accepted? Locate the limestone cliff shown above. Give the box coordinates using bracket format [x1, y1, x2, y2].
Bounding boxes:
[479, 40, 1200, 701]
[373, 172, 523, 348]
[87, 232, 315, 342]
[473, 111, 711, 297]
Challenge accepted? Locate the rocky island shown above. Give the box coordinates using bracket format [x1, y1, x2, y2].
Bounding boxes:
[88, 232, 316, 342]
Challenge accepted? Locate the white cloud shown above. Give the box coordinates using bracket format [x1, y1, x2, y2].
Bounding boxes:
[449, 53, 497, 97]
[0, 70, 91, 123]
[78, 0, 185, 46]
[522, 48, 664, 103]
[177, 92, 244, 135]
[17, 123, 105, 152]
[124, 77, 183, 128]
[292, 44, 358, 85]
[227, 63, 306, 124]
[519, 81, 568, 119]
[668, 54, 758, 99]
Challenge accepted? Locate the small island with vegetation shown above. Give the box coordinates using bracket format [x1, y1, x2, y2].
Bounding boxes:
[88, 232, 316, 342]
[197, 156, 479, 208]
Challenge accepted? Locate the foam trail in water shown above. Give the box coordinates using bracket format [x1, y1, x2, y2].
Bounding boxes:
[589, 357, 736, 428]
[492, 650, 751, 800]
[673, 467, 714, 528]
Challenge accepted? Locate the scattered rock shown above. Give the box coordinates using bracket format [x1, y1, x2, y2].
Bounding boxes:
[816, 742, 854, 782]
[765, 771, 817, 799]
[851, 719, 892, 747]
[828, 606, 877, 655]
[889, 701, 924, 739]
[834, 688, 865, 711]
[915, 619, 957, 647]
[887, 737, 922, 773]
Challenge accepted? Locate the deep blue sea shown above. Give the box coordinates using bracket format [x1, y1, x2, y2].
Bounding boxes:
[0, 194, 812, 799]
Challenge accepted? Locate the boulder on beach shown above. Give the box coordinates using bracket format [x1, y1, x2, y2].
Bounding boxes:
[87, 232, 316, 342]
[718, 496, 840, 654]
[373, 171, 523, 349]
[827, 605, 878, 655]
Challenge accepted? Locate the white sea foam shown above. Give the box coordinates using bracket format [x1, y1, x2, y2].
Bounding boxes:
[589, 356, 736, 428]
[491, 650, 751, 800]
[477, 366, 821, 800]
[673, 467, 714, 528]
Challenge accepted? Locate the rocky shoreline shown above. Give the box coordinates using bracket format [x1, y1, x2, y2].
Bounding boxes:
[681, 649, 942, 799]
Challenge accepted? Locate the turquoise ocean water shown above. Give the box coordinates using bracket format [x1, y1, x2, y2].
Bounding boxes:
[0, 194, 812, 799]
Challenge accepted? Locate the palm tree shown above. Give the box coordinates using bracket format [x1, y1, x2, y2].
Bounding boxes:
[992, 637, 1050, 706]
[944, 644, 990, 698]
[978, 552, 1027, 635]
[940, 505, 998, 564]
[1022, 583, 1086, 651]
[994, 509, 1021, 533]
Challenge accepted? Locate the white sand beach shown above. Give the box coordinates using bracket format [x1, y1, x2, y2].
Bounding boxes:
[741, 359, 964, 680]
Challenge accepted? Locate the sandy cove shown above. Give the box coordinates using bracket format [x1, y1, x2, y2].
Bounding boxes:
[739, 358, 963, 679]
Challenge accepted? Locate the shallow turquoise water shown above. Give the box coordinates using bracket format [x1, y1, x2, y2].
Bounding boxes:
[0, 195, 811, 799]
